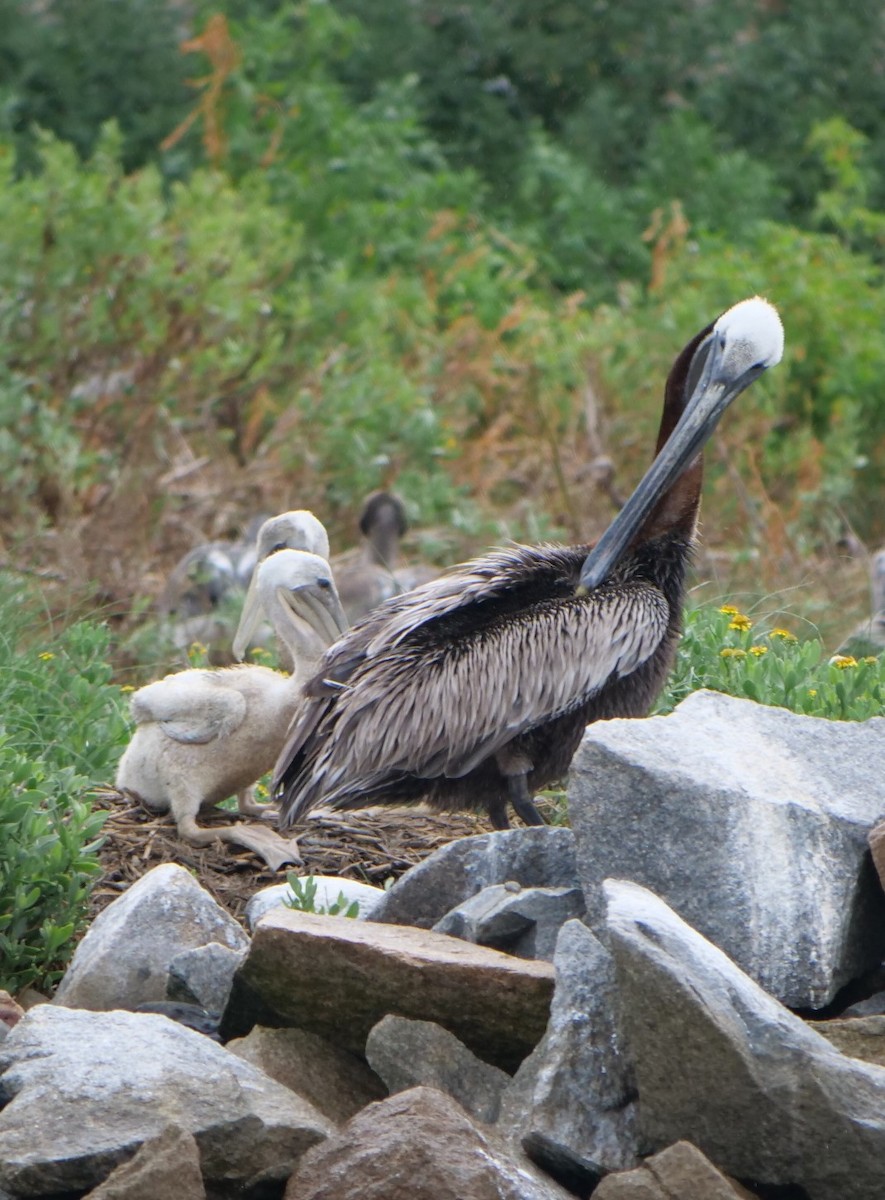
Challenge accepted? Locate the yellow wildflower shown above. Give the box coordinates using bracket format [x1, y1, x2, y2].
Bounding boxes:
[720, 647, 747, 660]
[863, 656, 879, 665]
[768, 628, 797, 644]
[807, 689, 818, 697]
[120, 684, 135, 693]
[718, 605, 739, 616]
[830, 655, 857, 670]
[38, 651, 55, 662]
[728, 614, 752, 632]
[749, 645, 768, 657]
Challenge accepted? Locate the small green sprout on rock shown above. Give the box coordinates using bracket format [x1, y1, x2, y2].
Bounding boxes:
[284, 874, 360, 918]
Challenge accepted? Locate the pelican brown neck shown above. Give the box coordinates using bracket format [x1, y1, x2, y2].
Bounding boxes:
[360, 493, 408, 570]
[577, 298, 784, 593]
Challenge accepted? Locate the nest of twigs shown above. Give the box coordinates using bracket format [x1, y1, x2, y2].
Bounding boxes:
[89, 792, 496, 926]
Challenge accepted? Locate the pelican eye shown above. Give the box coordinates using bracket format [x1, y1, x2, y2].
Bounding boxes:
[317, 577, 332, 589]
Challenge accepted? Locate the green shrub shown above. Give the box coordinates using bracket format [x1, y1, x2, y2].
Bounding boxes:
[0, 577, 130, 991]
[658, 603, 885, 722]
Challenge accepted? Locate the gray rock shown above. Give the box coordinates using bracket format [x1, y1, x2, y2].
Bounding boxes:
[594, 1141, 756, 1200]
[605, 878, 885, 1200]
[134, 1000, 221, 1040]
[53, 864, 248, 1012]
[433, 882, 585, 961]
[227, 1026, 386, 1126]
[284, 1086, 576, 1200]
[221, 907, 555, 1073]
[245, 877, 385, 930]
[0, 1005, 333, 1196]
[369, 827, 578, 930]
[809, 1014, 885, 1068]
[570, 690, 885, 1007]
[167, 941, 246, 1013]
[366, 1015, 510, 1122]
[498, 919, 638, 1193]
[81, 1125, 205, 1200]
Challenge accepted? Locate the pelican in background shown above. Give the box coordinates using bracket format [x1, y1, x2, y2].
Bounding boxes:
[273, 298, 784, 831]
[333, 491, 437, 622]
[116, 549, 348, 867]
[837, 547, 885, 658]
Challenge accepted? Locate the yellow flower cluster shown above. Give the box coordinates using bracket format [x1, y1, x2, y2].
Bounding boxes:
[720, 647, 747, 660]
[719, 604, 753, 631]
[830, 655, 857, 670]
[749, 645, 768, 657]
[728, 614, 752, 632]
[768, 628, 797, 644]
[38, 651, 55, 662]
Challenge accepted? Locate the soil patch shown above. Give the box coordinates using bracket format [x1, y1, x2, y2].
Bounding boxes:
[89, 793, 496, 926]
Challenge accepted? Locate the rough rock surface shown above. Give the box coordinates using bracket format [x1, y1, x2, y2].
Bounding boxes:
[227, 1026, 386, 1125]
[167, 941, 246, 1013]
[368, 827, 578, 929]
[80, 1126, 206, 1200]
[605, 878, 885, 1200]
[53, 864, 248, 1011]
[594, 1141, 756, 1199]
[366, 1015, 510, 1122]
[244, 877, 385, 930]
[285, 1086, 576, 1200]
[0, 1005, 333, 1196]
[809, 1015, 885, 1067]
[571, 690, 885, 1007]
[498, 919, 638, 1193]
[221, 908, 554, 1073]
[433, 883, 585, 961]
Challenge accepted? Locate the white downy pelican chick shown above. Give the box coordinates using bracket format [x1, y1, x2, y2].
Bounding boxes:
[116, 549, 348, 867]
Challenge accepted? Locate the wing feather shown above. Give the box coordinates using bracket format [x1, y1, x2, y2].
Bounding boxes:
[130, 671, 248, 744]
[281, 580, 668, 812]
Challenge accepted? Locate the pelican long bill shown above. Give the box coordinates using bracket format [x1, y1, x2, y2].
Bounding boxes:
[578, 297, 784, 593]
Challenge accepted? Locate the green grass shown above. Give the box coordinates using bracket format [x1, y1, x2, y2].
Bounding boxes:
[658, 602, 885, 721]
[0, 576, 130, 992]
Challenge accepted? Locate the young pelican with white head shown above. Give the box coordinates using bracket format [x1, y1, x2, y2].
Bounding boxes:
[116, 549, 348, 865]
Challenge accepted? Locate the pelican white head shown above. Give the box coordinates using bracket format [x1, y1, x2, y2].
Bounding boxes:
[714, 295, 784, 373]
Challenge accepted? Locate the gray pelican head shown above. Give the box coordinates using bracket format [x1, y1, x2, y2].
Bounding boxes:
[578, 297, 784, 592]
[233, 549, 347, 663]
[255, 510, 330, 563]
[233, 511, 332, 659]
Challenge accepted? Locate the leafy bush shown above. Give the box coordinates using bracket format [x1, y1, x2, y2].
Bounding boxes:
[0, 577, 130, 991]
[1, 0, 191, 173]
[658, 604, 885, 722]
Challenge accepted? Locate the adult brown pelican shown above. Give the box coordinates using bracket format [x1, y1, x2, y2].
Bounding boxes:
[273, 298, 784, 831]
[116, 549, 348, 866]
[332, 491, 437, 622]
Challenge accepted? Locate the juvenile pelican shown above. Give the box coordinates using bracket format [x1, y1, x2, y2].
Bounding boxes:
[159, 510, 331, 663]
[272, 298, 784, 831]
[116, 550, 348, 864]
[332, 491, 437, 622]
